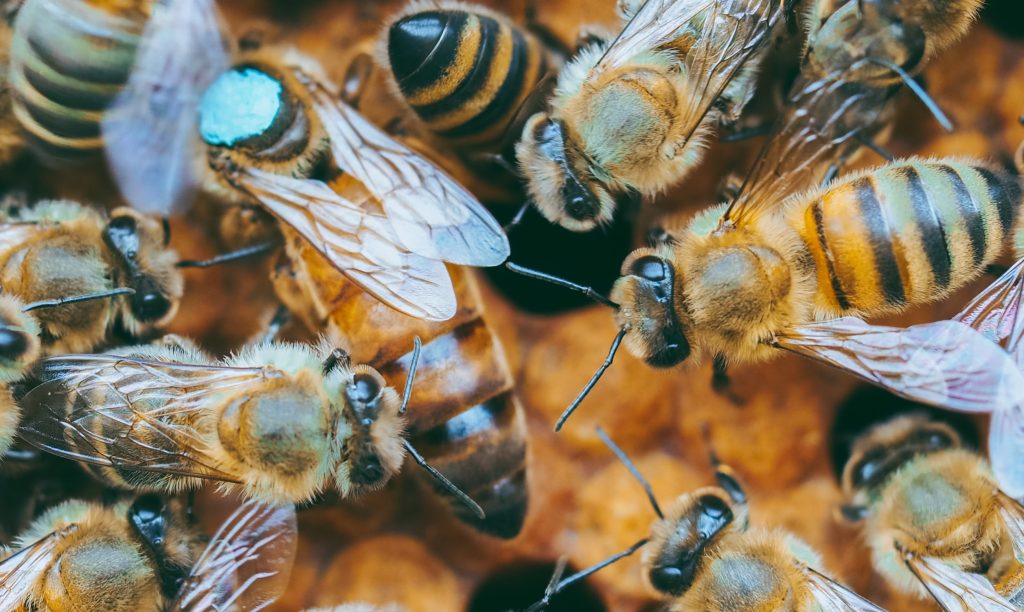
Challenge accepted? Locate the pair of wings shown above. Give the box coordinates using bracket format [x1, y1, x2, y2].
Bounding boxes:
[101, 0, 509, 321]
[802, 565, 885, 611]
[595, 0, 787, 139]
[18, 354, 280, 490]
[0, 499, 297, 611]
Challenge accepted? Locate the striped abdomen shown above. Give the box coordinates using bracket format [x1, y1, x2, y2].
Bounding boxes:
[385, 7, 549, 149]
[792, 160, 1022, 315]
[9, 0, 148, 164]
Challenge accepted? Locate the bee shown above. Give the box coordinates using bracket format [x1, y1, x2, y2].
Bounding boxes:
[529, 428, 883, 611]
[0, 199, 183, 353]
[509, 0, 1024, 431]
[840, 413, 1024, 609]
[514, 0, 794, 232]
[0, 293, 38, 458]
[377, 1, 555, 157]
[0, 495, 297, 610]
[104, 18, 510, 321]
[16, 336, 486, 520]
[272, 232, 529, 538]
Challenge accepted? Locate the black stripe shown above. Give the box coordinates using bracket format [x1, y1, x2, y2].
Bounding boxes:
[940, 166, 986, 266]
[415, 16, 499, 120]
[395, 11, 468, 96]
[812, 200, 850, 310]
[976, 167, 1020, 233]
[855, 177, 905, 306]
[440, 27, 530, 138]
[902, 166, 952, 290]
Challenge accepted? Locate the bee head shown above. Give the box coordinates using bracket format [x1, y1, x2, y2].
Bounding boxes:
[516, 113, 615, 232]
[339, 365, 406, 495]
[841, 414, 960, 515]
[610, 249, 691, 368]
[103, 209, 183, 329]
[644, 487, 742, 597]
[0, 294, 39, 382]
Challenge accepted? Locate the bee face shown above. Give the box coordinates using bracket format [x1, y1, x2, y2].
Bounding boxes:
[339, 366, 406, 495]
[611, 249, 691, 368]
[516, 113, 615, 232]
[645, 489, 739, 596]
[0, 293, 39, 382]
[103, 209, 182, 328]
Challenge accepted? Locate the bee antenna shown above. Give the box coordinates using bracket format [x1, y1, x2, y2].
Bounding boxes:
[596, 426, 664, 519]
[866, 57, 953, 132]
[399, 336, 422, 416]
[503, 201, 531, 234]
[176, 241, 280, 268]
[525, 538, 649, 612]
[504, 262, 618, 309]
[701, 423, 747, 506]
[554, 328, 627, 432]
[403, 439, 485, 519]
[22, 287, 136, 312]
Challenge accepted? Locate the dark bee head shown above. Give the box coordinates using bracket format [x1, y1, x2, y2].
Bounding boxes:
[127, 494, 193, 599]
[841, 414, 960, 506]
[339, 365, 406, 495]
[103, 209, 183, 329]
[643, 488, 741, 596]
[609, 249, 691, 368]
[0, 294, 40, 381]
[516, 113, 615, 232]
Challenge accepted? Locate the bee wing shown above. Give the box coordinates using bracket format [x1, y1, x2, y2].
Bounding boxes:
[801, 565, 885, 611]
[230, 166, 456, 321]
[0, 222, 45, 255]
[997, 492, 1024, 563]
[0, 527, 71, 608]
[101, 0, 229, 215]
[953, 258, 1024, 365]
[905, 554, 1016, 611]
[591, 0, 715, 73]
[304, 78, 509, 267]
[18, 354, 267, 483]
[775, 318, 1024, 413]
[173, 500, 297, 611]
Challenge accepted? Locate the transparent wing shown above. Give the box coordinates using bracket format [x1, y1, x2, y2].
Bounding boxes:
[953, 258, 1024, 366]
[990, 397, 1024, 499]
[592, 0, 716, 73]
[906, 554, 1016, 611]
[0, 527, 70, 609]
[226, 165, 456, 321]
[303, 77, 509, 267]
[802, 565, 885, 611]
[173, 501, 297, 612]
[102, 0, 229, 215]
[775, 318, 1024, 413]
[997, 492, 1024, 564]
[18, 354, 268, 483]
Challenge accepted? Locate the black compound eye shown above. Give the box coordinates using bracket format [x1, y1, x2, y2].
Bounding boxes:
[631, 256, 669, 282]
[649, 565, 686, 594]
[0, 328, 29, 361]
[134, 291, 171, 322]
[130, 494, 163, 525]
[108, 215, 137, 233]
[566, 195, 592, 220]
[852, 458, 880, 488]
[350, 373, 381, 403]
[698, 495, 730, 520]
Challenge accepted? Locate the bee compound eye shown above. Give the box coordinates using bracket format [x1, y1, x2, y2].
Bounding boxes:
[0, 328, 29, 360]
[649, 565, 686, 594]
[134, 291, 172, 322]
[566, 195, 593, 221]
[630, 255, 669, 282]
[350, 373, 382, 403]
[107, 215, 137, 233]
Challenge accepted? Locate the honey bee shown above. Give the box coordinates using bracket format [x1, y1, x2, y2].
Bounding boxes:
[509, 0, 1024, 430]
[0, 495, 297, 610]
[103, 18, 510, 321]
[840, 413, 1024, 609]
[0, 293, 38, 458]
[377, 1, 554, 157]
[514, 0, 794, 231]
[0, 199, 182, 353]
[273, 231, 529, 537]
[530, 428, 883, 611]
[16, 336, 485, 519]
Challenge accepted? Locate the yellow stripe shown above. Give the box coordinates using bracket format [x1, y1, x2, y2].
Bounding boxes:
[406, 15, 482, 106]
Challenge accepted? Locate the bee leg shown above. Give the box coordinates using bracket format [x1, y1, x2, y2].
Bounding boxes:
[260, 305, 291, 344]
[523, 0, 574, 58]
[711, 355, 744, 406]
[341, 52, 375, 108]
[719, 123, 773, 143]
[853, 132, 894, 162]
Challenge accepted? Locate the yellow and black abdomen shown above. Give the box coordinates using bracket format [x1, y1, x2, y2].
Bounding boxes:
[383, 5, 549, 150]
[8, 0, 147, 164]
[792, 160, 1021, 315]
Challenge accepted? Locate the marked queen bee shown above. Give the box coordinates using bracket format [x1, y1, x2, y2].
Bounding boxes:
[0, 495, 296, 611]
[102, 3, 510, 321]
[529, 428, 883, 611]
[16, 335, 485, 520]
[514, 0, 795, 232]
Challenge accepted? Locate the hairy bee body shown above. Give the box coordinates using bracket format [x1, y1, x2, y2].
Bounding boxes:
[8, 0, 151, 164]
[273, 206, 529, 538]
[0, 200, 182, 353]
[379, 2, 552, 152]
[4, 496, 202, 611]
[0, 293, 40, 457]
[842, 415, 1024, 602]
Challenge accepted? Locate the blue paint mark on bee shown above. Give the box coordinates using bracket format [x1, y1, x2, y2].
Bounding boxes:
[199, 68, 283, 146]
